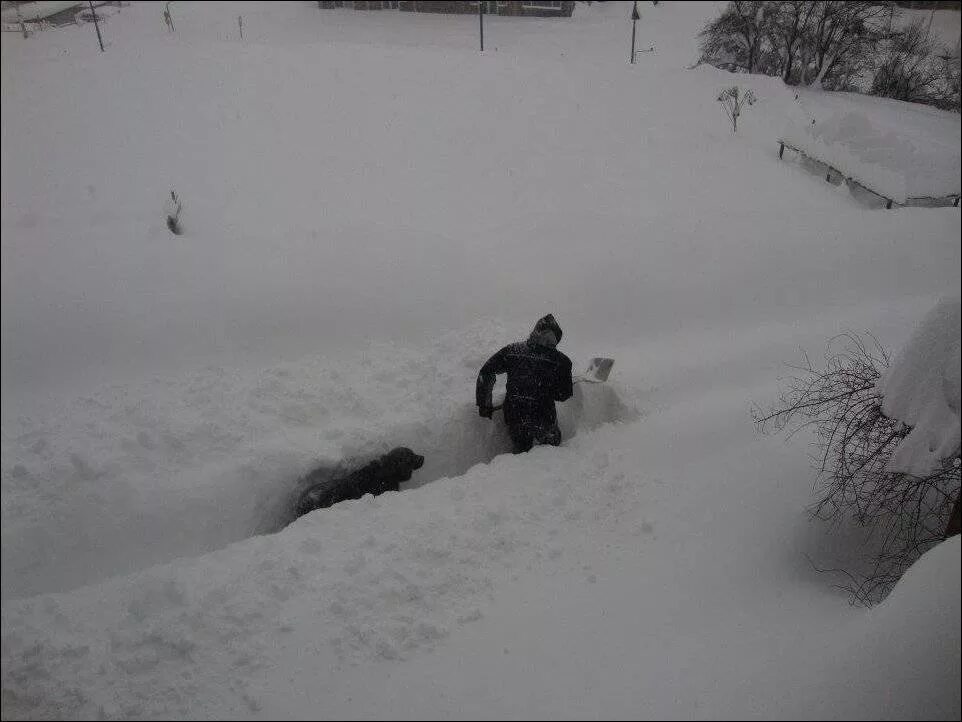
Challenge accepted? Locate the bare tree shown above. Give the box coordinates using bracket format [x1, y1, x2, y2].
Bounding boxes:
[767, 1, 818, 84]
[698, 1, 770, 73]
[754, 332, 961, 605]
[872, 18, 961, 110]
[700, 2, 888, 91]
[801, 2, 887, 89]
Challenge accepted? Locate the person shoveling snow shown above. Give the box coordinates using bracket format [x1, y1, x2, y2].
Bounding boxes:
[476, 314, 613, 454]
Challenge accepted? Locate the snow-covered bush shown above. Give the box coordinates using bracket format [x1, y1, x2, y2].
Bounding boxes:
[717, 86, 755, 132]
[754, 301, 961, 604]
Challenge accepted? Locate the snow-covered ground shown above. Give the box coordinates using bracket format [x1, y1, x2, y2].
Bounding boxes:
[2, 2, 960, 719]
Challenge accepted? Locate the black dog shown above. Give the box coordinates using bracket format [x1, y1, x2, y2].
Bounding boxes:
[293, 447, 425, 520]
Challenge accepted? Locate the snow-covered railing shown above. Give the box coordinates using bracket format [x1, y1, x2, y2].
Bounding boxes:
[777, 139, 961, 210]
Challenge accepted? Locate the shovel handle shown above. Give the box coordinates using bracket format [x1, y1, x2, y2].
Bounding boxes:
[490, 377, 599, 413]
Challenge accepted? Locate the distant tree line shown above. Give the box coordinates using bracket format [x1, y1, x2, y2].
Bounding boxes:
[894, 1, 960, 9]
[697, 1, 960, 111]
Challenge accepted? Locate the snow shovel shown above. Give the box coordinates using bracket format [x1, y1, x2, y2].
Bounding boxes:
[579, 357, 614, 384]
[491, 357, 614, 411]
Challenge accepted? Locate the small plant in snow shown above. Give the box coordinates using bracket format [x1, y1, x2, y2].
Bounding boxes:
[166, 190, 183, 235]
[717, 86, 755, 133]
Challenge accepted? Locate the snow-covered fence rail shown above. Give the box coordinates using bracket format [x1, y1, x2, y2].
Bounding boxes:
[777, 139, 961, 210]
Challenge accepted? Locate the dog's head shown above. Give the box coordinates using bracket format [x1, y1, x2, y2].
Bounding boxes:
[382, 447, 425, 482]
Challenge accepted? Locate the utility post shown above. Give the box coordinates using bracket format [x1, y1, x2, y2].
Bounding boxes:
[89, 0, 104, 52]
[479, 1, 484, 52]
[630, 1, 640, 64]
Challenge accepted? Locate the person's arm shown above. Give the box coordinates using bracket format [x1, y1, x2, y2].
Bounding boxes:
[554, 354, 573, 402]
[476, 346, 509, 416]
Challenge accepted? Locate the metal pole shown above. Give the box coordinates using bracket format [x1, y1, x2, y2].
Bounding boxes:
[479, 1, 484, 52]
[631, 18, 636, 63]
[89, 0, 104, 52]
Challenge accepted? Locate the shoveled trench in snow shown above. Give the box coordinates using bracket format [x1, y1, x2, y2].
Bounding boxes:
[1, 325, 637, 601]
[279, 380, 637, 528]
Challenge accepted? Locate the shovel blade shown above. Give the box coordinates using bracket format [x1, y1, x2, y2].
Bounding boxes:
[581, 357, 614, 383]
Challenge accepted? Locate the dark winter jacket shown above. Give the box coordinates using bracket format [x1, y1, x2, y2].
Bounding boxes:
[476, 315, 573, 430]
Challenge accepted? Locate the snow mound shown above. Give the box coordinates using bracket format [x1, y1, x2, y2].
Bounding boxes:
[882, 298, 962, 477]
[850, 535, 962, 719]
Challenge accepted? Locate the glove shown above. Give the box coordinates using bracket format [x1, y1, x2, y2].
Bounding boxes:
[478, 405, 494, 419]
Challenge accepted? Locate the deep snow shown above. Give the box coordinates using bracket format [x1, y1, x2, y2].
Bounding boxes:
[2, 2, 960, 719]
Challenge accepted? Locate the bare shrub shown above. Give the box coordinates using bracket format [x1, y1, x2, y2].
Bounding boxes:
[166, 190, 183, 235]
[717, 86, 756, 132]
[754, 332, 961, 605]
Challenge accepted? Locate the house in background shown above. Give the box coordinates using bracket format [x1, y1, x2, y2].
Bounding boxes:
[2, 1, 80, 27]
[1, 1, 121, 31]
[317, 1, 576, 18]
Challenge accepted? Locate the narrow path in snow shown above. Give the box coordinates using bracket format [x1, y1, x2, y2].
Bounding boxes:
[274, 381, 638, 529]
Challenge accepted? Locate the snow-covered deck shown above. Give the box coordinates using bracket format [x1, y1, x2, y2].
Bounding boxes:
[779, 90, 962, 208]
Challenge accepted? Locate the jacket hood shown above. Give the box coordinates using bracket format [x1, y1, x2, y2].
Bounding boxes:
[528, 314, 562, 348]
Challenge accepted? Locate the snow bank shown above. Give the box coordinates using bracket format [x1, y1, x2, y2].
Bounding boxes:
[882, 298, 962, 477]
[842, 535, 962, 719]
[0, 401, 653, 719]
[738, 534, 962, 720]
